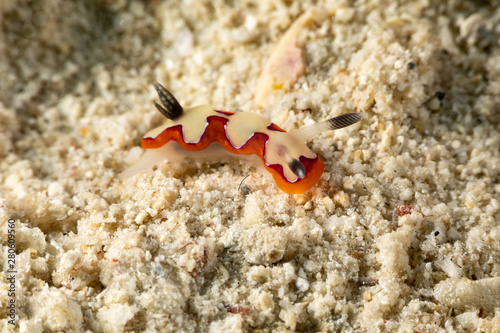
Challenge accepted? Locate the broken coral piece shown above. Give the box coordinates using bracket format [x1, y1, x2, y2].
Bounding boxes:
[254, 10, 320, 107]
[434, 276, 500, 310]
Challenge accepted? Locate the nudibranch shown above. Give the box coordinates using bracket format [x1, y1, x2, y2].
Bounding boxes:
[120, 83, 361, 194]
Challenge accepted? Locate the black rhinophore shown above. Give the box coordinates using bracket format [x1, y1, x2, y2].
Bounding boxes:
[327, 113, 362, 130]
[153, 83, 184, 120]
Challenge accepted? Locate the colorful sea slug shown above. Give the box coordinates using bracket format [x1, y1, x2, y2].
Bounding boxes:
[120, 83, 361, 194]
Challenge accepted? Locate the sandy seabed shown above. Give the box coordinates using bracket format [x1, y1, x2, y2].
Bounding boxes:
[1, 0, 499, 332]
